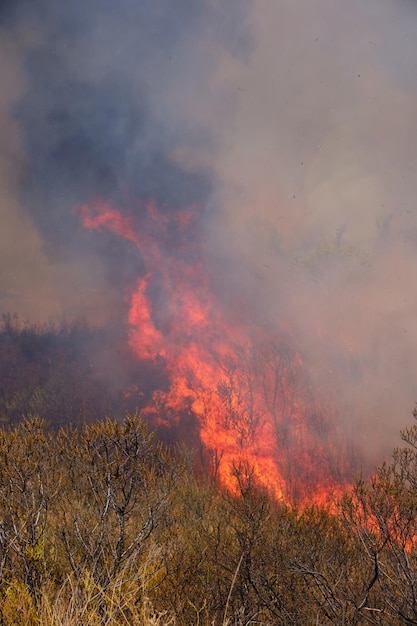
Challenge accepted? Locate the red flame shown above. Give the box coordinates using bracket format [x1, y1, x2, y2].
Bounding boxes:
[79, 199, 352, 506]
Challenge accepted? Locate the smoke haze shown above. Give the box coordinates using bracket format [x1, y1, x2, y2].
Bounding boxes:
[1, 0, 417, 465]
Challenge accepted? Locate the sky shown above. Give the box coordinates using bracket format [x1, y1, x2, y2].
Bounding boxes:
[1, 0, 417, 463]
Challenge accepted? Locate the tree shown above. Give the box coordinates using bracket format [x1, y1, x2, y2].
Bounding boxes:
[0, 418, 60, 602]
[339, 407, 417, 624]
[56, 413, 182, 614]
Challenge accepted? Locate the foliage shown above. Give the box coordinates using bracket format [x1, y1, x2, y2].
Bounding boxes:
[1, 401, 417, 623]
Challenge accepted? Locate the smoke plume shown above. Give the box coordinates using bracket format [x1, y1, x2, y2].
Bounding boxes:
[1, 0, 417, 467]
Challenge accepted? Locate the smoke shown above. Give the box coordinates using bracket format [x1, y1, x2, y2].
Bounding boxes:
[1, 0, 417, 464]
[200, 0, 417, 461]
[0, 0, 237, 320]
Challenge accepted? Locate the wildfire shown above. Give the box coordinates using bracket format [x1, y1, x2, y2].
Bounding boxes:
[79, 199, 352, 506]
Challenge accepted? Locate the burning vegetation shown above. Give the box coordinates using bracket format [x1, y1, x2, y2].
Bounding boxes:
[0, 411, 415, 624]
[2, 0, 417, 621]
[78, 199, 354, 506]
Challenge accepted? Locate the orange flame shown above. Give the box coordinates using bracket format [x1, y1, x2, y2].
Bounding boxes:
[79, 199, 352, 506]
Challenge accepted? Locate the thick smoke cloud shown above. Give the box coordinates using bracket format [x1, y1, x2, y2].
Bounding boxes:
[201, 0, 417, 461]
[1, 0, 417, 464]
[0, 0, 246, 319]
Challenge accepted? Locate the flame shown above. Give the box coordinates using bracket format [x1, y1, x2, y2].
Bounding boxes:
[79, 199, 352, 506]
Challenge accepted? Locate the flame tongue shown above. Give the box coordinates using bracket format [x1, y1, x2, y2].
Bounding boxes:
[79, 200, 351, 506]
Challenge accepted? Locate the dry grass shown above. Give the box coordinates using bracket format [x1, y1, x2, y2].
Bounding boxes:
[0, 555, 261, 626]
[1, 577, 176, 626]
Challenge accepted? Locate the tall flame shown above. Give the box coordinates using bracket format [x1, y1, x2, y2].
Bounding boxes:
[79, 200, 352, 506]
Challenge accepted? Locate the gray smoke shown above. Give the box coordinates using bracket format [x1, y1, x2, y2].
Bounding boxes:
[202, 0, 417, 463]
[1, 0, 417, 466]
